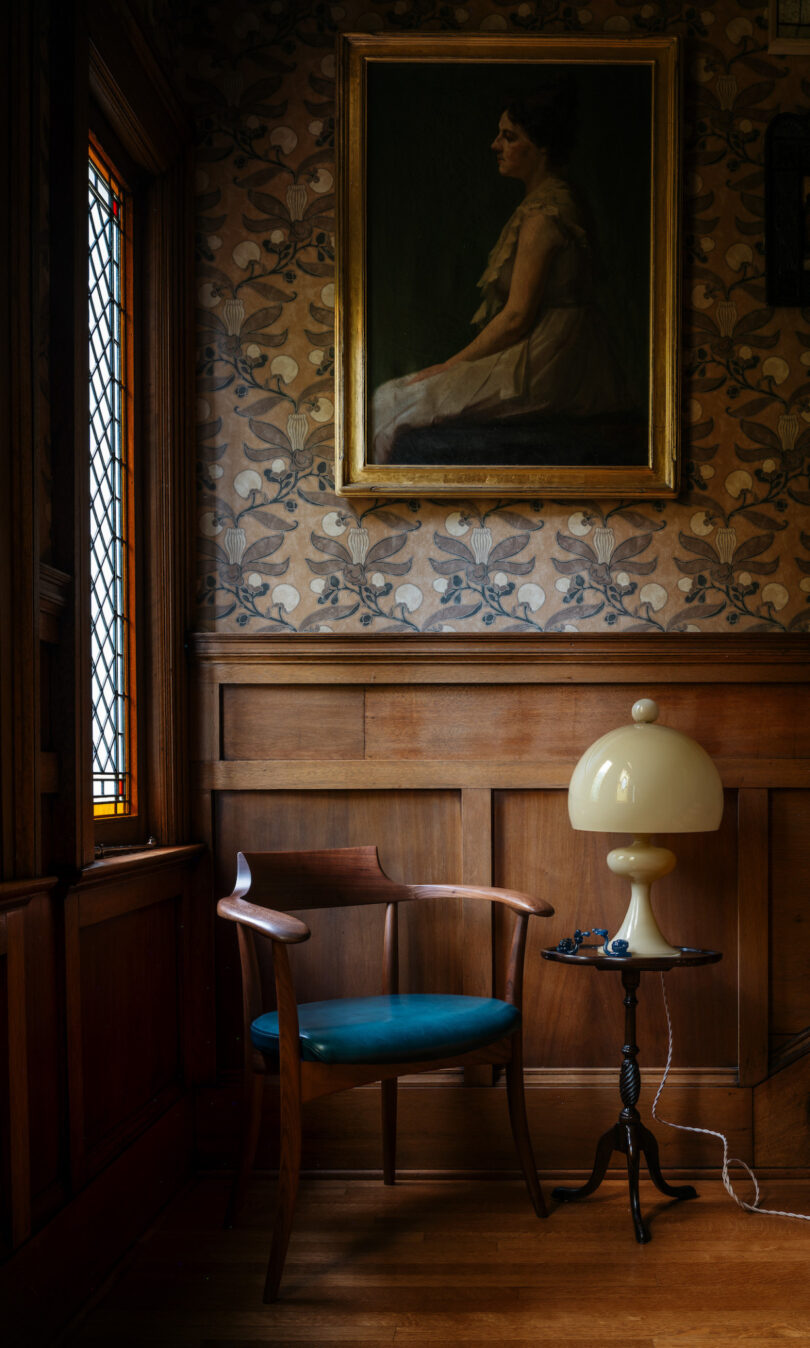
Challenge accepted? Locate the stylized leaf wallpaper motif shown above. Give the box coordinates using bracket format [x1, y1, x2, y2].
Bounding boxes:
[144, 0, 810, 633]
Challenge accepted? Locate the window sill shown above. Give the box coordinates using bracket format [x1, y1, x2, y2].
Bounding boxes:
[77, 843, 205, 887]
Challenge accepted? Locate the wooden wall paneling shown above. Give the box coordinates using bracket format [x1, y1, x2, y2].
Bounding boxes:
[195, 663, 220, 763]
[38, 566, 71, 879]
[754, 1052, 810, 1169]
[460, 788, 494, 998]
[243, 1072, 750, 1177]
[198, 755, 810, 792]
[5, 1, 41, 879]
[221, 685, 365, 760]
[769, 790, 810, 1042]
[141, 156, 194, 847]
[64, 888, 85, 1191]
[64, 851, 201, 1189]
[0, 880, 57, 1251]
[190, 634, 217, 853]
[461, 788, 494, 1085]
[191, 787, 214, 854]
[192, 665, 218, 843]
[737, 789, 770, 1087]
[493, 789, 621, 1068]
[0, 0, 14, 877]
[79, 897, 181, 1166]
[0, 917, 9, 1255]
[646, 791, 740, 1065]
[24, 889, 69, 1228]
[190, 633, 810, 686]
[192, 635, 810, 1177]
[0, 1097, 191, 1348]
[365, 682, 808, 765]
[394, 794, 463, 998]
[5, 903, 31, 1247]
[183, 851, 217, 1086]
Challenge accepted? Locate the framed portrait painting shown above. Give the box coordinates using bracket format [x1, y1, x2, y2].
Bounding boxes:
[335, 33, 680, 498]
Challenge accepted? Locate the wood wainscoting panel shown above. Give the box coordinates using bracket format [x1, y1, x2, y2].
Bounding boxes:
[220, 684, 365, 760]
[198, 1072, 750, 1176]
[366, 682, 808, 764]
[64, 850, 202, 1190]
[0, 1098, 191, 1348]
[78, 897, 180, 1158]
[24, 889, 68, 1221]
[190, 634, 810, 1176]
[770, 790, 810, 1040]
[493, 789, 739, 1071]
[213, 789, 462, 1073]
[0, 925, 10, 1254]
[755, 1052, 810, 1168]
[0, 879, 58, 1252]
[737, 789, 769, 1087]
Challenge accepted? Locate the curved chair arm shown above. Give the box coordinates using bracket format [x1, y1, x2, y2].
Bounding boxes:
[407, 883, 554, 918]
[217, 895, 311, 944]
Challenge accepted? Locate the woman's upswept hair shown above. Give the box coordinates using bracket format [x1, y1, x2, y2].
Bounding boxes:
[503, 75, 578, 165]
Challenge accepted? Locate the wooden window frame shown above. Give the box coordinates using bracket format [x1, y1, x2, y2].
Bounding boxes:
[87, 132, 140, 826]
[88, 6, 194, 855]
[49, 1, 194, 870]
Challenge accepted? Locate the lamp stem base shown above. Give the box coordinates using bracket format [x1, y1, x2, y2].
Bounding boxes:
[606, 837, 680, 958]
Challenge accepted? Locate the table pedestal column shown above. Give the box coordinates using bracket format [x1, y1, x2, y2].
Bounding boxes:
[552, 968, 697, 1242]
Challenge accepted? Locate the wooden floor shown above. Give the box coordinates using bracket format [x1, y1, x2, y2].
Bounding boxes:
[60, 1175, 810, 1346]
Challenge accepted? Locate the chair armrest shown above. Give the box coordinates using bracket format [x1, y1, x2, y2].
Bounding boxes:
[217, 895, 311, 944]
[407, 884, 553, 917]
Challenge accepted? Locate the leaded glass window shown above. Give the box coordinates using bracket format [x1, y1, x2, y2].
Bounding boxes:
[88, 147, 135, 817]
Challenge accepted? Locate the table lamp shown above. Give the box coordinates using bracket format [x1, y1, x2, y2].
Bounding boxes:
[567, 698, 723, 957]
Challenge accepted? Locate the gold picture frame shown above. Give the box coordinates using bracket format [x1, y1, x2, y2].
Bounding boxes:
[335, 32, 680, 498]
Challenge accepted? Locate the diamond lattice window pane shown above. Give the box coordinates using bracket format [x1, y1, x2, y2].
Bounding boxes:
[89, 153, 131, 816]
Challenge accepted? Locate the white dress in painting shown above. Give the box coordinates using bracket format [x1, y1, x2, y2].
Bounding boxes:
[370, 176, 628, 464]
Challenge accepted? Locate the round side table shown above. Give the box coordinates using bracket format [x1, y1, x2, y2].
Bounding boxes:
[541, 945, 722, 1243]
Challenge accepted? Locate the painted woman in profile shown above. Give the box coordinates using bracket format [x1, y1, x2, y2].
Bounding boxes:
[370, 81, 630, 465]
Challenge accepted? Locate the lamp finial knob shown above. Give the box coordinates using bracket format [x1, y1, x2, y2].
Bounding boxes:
[632, 698, 659, 724]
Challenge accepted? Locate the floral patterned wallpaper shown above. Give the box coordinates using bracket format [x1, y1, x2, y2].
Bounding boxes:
[146, 0, 810, 633]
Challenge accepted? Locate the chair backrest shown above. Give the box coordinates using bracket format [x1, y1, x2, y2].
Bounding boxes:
[234, 845, 413, 913]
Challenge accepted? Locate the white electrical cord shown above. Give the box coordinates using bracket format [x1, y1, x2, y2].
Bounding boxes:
[651, 971, 810, 1222]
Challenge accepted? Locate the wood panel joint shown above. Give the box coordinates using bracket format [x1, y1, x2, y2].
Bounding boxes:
[737, 788, 769, 1087]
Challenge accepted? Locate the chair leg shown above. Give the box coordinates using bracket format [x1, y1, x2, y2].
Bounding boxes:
[506, 1036, 547, 1219]
[225, 1070, 264, 1228]
[381, 1077, 397, 1185]
[263, 1073, 303, 1303]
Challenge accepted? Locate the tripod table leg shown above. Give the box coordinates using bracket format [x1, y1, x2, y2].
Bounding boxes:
[552, 1124, 617, 1203]
[640, 1123, 698, 1201]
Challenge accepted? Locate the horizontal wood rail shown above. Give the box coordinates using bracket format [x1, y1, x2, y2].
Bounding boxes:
[190, 635, 810, 699]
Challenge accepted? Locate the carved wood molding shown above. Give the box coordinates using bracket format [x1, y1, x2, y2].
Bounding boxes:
[189, 631, 810, 676]
[69, 843, 204, 895]
[88, 0, 190, 174]
[0, 875, 58, 915]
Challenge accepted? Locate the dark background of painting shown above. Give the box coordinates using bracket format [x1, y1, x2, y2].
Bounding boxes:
[366, 60, 652, 416]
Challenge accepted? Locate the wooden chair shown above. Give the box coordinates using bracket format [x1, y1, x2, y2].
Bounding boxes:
[217, 845, 554, 1302]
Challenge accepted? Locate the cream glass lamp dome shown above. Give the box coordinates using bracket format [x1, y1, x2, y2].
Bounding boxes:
[568, 698, 723, 957]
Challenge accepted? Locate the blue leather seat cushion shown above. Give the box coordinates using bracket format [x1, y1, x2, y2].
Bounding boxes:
[250, 993, 520, 1064]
